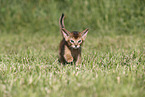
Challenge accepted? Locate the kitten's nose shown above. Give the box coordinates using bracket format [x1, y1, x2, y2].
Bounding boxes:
[75, 45, 77, 47]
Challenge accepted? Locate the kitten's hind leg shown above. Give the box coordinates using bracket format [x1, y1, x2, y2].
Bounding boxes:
[58, 57, 65, 65]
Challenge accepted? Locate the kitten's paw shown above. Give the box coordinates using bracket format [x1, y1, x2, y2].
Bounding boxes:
[66, 57, 73, 63]
[64, 54, 73, 63]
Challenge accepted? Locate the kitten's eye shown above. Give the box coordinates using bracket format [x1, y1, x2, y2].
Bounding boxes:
[70, 40, 74, 43]
[78, 40, 82, 43]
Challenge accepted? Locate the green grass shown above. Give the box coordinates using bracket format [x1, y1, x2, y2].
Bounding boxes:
[0, 33, 144, 97]
[0, 0, 145, 97]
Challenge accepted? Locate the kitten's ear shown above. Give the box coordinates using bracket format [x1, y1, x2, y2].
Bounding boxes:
[61, 28, 71, 41]
[81, 28, 89, 40]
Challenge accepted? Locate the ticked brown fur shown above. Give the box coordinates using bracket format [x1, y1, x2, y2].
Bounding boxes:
[59, 13, 88, 66]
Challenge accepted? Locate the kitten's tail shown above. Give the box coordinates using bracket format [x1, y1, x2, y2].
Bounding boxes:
[59, 13, 65, 29]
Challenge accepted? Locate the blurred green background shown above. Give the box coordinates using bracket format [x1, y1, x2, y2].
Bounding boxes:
[0, 0, 144, 35]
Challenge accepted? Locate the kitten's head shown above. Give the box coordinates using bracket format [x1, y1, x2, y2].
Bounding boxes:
[61, 28, 89, 49]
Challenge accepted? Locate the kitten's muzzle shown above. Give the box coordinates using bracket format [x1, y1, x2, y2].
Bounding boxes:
[72, 45, 80, 49]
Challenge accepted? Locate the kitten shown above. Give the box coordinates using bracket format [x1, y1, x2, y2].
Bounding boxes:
[59, 13, 89, 66]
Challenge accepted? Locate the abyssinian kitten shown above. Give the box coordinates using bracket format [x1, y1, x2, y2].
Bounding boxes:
[59, 13, 89, 66]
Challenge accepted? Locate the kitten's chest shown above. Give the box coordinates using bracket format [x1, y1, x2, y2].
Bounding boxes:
[71, 49, 81, 58]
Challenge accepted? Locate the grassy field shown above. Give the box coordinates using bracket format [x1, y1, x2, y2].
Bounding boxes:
[0, 0, 145, 97]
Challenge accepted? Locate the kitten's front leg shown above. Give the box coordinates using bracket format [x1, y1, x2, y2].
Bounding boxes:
[76, 54, 81, 66]
[64, 45, 73, 63]
[64, 54, 73, 63]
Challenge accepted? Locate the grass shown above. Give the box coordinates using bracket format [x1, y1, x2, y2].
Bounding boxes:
[0, 0, 145, 97]
[0, 33, 144, 97]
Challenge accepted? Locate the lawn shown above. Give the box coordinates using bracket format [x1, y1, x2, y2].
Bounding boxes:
[0, 0, 145, 97]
